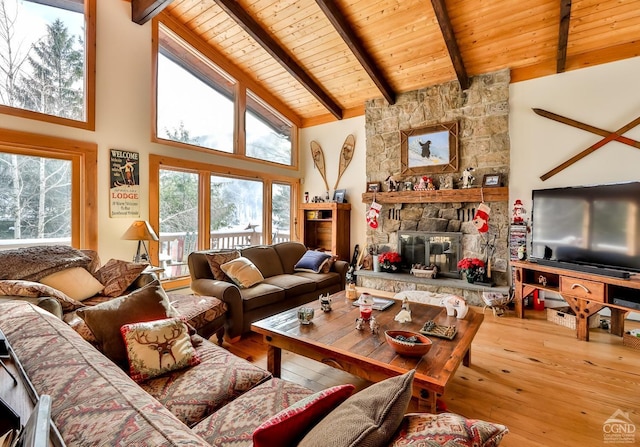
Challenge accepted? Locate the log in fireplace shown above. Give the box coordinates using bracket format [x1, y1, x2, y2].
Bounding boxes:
[398, 231, 462, 278]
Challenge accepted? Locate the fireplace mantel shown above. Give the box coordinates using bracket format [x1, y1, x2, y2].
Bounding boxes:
[361, 186, 508, 204]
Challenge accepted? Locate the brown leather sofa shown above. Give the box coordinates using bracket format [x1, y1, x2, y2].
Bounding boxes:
[188, 241, 348, 340]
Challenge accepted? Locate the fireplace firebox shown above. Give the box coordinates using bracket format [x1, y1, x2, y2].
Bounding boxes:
[398, 231, 462, 278]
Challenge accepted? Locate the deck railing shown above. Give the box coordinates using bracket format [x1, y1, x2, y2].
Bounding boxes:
[158, 229, 290, 278]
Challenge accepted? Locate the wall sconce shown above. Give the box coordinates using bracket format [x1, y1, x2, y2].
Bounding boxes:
[122, 220, 158, 263]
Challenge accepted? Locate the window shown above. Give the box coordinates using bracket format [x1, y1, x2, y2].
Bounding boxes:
[158, 169, 199, 279]
[150, 155, 298, 284]
[210, 176, 263, 249]
[0, 130, 98, 249]
[246, 90, 293, 165]
[0, 0, 95, 130]
[272, 183, 291, 243]
[154, 22, 297, 167]
[0, 153, 71, 242]
[157, 52, 235, 152]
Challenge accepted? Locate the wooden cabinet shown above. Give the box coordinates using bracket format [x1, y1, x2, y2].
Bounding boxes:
[299, 203, 351, 261]
[512, 260, 640, 341]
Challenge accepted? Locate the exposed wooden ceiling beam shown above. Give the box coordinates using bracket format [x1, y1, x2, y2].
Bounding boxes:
[557, 0, 572, 73]
[213, 0, 343, 120]
[430, 0, 470, 90]
[315, 0, 396, 105]
[132, 0, 173, 25]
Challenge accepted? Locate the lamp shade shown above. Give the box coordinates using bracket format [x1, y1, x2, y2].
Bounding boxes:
[122, 220, 159, 241]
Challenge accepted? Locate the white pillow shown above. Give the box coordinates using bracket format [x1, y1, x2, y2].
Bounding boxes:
[40, 267, 105, 301]
[220, 257, 264, 288]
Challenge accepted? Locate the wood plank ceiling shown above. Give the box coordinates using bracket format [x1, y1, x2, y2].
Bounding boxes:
[133, 0, 640, 127]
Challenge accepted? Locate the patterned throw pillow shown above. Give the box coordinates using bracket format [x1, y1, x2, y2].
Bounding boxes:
[80, 249, 101, 275]
[121, 318, 200, 382]
[220, 257, 264, 288]
[95, 259, 148, 297]
[204, 251, 240, 281]
[294, 250, 332, 274]
[388, 413, 509, 447]
[39, 267, 105, 301]
[298, 370, 415, 447]
[253, 384, 355, 447]
[0, 279, 84, 312]
[76, 280, 178, 366]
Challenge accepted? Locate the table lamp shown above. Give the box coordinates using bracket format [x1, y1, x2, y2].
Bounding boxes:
[122, 220, 159, 263]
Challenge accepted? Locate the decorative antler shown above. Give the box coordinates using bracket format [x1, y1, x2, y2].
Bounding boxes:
[134, 330, 160, 348]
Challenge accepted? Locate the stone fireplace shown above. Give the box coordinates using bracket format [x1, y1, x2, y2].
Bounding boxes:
[358, 69, 512, 304]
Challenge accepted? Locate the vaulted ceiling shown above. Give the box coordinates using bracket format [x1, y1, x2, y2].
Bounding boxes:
[133, 0, 640, 127]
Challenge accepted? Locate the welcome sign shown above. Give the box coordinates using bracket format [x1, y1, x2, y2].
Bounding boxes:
[109, 149, 140, 218]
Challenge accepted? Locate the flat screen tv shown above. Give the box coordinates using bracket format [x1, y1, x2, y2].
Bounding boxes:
[531, 182, 640, 277]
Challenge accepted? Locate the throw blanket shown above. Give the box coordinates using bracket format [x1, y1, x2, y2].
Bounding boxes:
[0, 245, 90, 281]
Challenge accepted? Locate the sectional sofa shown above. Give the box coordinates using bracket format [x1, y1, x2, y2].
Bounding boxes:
[0, 298, 508, 447]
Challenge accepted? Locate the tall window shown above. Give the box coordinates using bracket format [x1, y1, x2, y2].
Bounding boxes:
[246, 90, 292, 165]
[155, 22, 296, 167]
[150, 155, 298, 283]
[0, 0, 95, 129]
[158, 169, 199, 279]
[272, 183, 291, 243]
[0, 130, 97, 249]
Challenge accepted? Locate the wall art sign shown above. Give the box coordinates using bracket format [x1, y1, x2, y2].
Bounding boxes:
[110, 149, 140, 218]
[400, 121, 459, 175]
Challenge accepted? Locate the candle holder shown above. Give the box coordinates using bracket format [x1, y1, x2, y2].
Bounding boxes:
[297, 307, 315, 325]
[358, 293, 374, 321]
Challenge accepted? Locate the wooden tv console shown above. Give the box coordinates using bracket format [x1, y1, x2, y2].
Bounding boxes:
[512, 260, 640, 341]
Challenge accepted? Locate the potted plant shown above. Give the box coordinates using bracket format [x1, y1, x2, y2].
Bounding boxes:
[378, 251, 402, 273]
[457, 257, 486, 283]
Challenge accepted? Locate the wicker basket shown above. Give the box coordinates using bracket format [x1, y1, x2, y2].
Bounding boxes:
[623, 332, 640, 350]
[410, 267, 437, 278]
[546, 307, 599, 330]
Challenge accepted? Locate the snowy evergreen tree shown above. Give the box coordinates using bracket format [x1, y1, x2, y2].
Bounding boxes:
[14, 18, 83, 119]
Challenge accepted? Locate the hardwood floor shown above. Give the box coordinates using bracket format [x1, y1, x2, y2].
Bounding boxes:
[223, 307, 640, 447]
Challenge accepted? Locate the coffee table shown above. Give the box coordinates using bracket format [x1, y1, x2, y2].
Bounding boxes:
[251, 291, 484, 412]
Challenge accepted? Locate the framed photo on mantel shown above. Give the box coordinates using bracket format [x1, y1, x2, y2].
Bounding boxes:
[400, 121, 459, 175]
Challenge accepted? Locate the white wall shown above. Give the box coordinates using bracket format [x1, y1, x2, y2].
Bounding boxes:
[509, 56, 640, 211]
[299, 116, 367, 259]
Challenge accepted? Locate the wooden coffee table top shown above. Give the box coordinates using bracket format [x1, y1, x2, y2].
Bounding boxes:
[251, 291, 484, 400]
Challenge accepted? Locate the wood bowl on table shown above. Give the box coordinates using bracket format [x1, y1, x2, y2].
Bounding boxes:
[385, 330, 433, 357]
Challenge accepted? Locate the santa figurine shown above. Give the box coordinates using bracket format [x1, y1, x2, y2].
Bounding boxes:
[512, 199, 526, 224]
[425, 177, 436, 190]
[414, 176, 428, 191]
